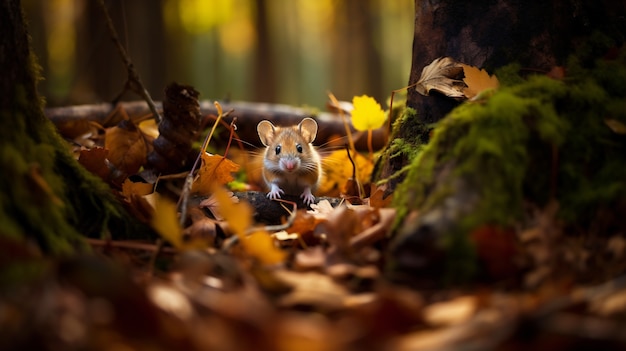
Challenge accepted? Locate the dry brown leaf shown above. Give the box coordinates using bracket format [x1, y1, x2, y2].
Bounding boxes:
[275, 270, 349, 312]
[78, 147, 111, 181]
[605, 119, 626, 135]
[368, 183, 392, 208]
[317, 206, 361, 254]
[415, 57, 466, 99]
[293, 246, 326, 271]
[182, 208, 218, 247]
[105, 119, 148, 175]
[191, 153, 240, 195]
[461, 64, 500, 99]
[423, 296, 477, 326]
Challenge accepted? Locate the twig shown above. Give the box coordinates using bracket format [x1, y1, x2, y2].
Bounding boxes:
[96, 0, 162, 124]
[85, 238, 176, 254]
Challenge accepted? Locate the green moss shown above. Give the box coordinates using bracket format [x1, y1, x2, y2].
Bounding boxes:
[373, 107, 428, 184]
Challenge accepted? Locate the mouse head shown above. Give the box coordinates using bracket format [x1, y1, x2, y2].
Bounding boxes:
[257, 117, 318, 146]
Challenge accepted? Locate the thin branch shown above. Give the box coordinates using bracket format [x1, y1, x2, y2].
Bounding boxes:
[96, 0, 162, 123]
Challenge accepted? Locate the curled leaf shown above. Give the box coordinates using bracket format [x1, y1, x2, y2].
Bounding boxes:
[415, 57, 466, 99]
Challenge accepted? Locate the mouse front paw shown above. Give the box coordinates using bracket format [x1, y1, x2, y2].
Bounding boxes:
[267, 184, 284, 200]
[300, 187, 315, 205]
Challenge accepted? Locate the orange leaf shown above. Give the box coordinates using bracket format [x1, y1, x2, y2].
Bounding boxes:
[105, 119, 148, 175]
[121, 178, 154, 198]
[243, 231, 286, 265]
[460, 64, 499, 99]
[192, 153, 240, 195]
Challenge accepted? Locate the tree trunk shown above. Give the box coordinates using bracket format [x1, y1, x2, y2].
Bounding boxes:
[378, 0, 626, 286]
[376, 0, 626, 189]
[0, 0, 149, 257]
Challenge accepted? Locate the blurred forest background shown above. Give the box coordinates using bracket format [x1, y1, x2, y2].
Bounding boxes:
[22, 0, 414, 110]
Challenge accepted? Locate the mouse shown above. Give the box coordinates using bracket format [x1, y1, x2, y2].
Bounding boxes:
[257, 117, 322, 205]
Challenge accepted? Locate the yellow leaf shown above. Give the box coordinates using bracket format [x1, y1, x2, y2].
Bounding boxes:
[242, 230, 286, 265]
[213, 187, 285, 265]
[351, 95, 386, 131]
[212, 186, 251, 237]
[318, 150, 373, 197]
[150, 195, 183, 249]
[138, 119, 160, 139]
[460, 64, 500, 99]
[192, 153, 241, 195]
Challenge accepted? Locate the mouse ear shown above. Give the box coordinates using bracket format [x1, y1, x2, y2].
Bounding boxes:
[257, 120, 276, 146]
[299, 118, 318, 144]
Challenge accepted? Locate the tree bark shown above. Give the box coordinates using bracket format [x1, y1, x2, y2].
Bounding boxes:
[376, 0, 626, 189]
[0, 0, 150, 257]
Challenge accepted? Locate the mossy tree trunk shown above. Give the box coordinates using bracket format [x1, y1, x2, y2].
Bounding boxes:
[0, 0, 148, 258]
[377, 0, 626, 286]
[377, 0, 626, 191]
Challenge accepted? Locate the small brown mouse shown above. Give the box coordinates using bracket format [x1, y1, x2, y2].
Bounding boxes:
[257, 117, 322, 205]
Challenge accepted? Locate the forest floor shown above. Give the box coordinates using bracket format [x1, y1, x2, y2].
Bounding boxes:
[2, 98, 626, 351]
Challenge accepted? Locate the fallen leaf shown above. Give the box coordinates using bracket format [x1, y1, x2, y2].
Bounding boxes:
[351, 95, 386, 131]
[316, 206, 361, 261]
[212, 187, 250, 237]
[78, 147, 111, 181]
[368, 183, 393, 208]
[319, 149, 373, 198]
[150, 194, 183, 249]
[275, 270, 349, 312]
[192, 153, 241, 195]
[182, 208, 218, 247]
[243, 231, 286, 265]
[415, 57, 466, 99]
[605, 119, 626, 135]
[105, 119, 148, 175]
[293, 246, 326, 271]
[423, 296, 477, 326]
[121, 178, 154, 198]
[138, 119, 160, 139]
[460, 64, 500, 99]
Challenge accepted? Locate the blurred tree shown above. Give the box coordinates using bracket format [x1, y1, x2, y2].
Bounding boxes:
[333, 0, 384, 103]
[253, 0, 277, 103]
[0, 0, 149, 256]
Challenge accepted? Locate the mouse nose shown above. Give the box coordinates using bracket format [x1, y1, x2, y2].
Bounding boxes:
[283, 160, 296, 171]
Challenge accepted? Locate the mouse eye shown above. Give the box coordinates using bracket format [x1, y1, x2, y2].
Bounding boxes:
[275, 145, 281, 155]
[296, 144, 303, 153]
